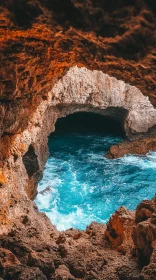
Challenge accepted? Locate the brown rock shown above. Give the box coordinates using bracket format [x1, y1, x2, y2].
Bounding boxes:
[18, 267, 47, 280]
[55, 265, 75, 280]
[106, 137, 156, 159]
[27, 250, 55, 276]
[0, 1, 156, 279]
[135, 198, 156, 223]
[132, 197, 156, 266]
[0, 248, 20, 268]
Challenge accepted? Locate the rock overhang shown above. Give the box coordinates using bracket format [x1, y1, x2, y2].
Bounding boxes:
[0, 0, 156, 276]
[51, 66, 156, 136]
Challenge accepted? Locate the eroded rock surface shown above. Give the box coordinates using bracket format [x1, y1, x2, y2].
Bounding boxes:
[0, 1, 156, 279]
[0, 198, 156, 279]
[105, 206, 135, 250]
[133, 197, 156, 264]
[0, 0, 156, 136]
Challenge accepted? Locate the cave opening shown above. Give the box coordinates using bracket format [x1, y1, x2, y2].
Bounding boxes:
[35, 111, 156, 231]
[54, 112, 125, 136]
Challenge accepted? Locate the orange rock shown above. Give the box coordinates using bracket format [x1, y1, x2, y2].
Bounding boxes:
[105, 206, 135, 249]
[0, 172, 6, 186]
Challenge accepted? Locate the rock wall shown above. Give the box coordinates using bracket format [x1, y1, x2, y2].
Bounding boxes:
[0, 0, 156, 279]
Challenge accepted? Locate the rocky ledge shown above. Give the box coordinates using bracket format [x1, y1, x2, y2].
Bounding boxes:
[0, 197, 156, 280]
[0, 1, 156, 279]
[106, 137, 156, 158]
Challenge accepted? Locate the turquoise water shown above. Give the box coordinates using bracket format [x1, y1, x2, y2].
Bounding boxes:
[35, 132, 156, 231]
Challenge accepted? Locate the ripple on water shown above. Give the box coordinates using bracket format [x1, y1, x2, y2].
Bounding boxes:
[35, 133, 156, 230]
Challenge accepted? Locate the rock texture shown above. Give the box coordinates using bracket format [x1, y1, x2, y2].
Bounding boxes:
[0, 0, 156, 100]
[105, 206, 135, 250]
[0, 0, 156, 279]
[0, 197, 156, 280]
[0, 0, 156, 137]
[106, 137, 156, 158]
[52, 66, 156, 136]
[133, 197, 156, 264]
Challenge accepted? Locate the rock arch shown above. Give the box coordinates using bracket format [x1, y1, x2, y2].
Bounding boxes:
[9, 65, 156, 200]
[52, 66, 156, 137]
[1, 66, 156, 234]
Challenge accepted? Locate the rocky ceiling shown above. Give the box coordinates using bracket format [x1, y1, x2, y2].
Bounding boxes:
[0, 2, 156, 280]
[0, 0, 156, 104]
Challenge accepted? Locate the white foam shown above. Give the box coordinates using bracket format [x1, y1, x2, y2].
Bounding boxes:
[147, 151, 156, 161]
[47, 207, 89, 231]
[36, 192, 52, 209]
[121, 152, 156, 169]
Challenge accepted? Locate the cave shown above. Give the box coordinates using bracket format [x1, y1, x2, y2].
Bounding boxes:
[54, 112, 125, 135]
